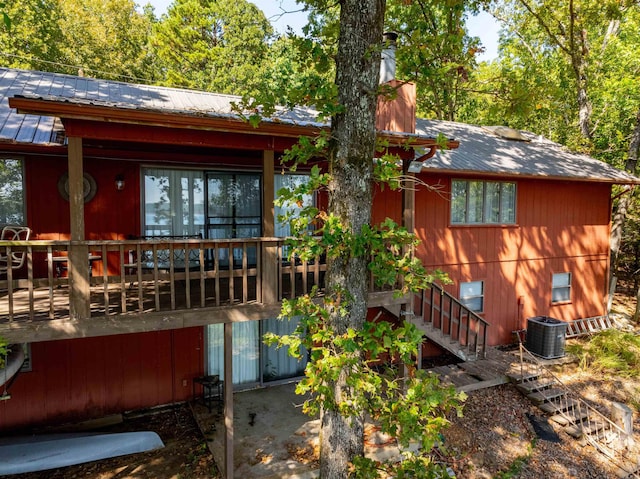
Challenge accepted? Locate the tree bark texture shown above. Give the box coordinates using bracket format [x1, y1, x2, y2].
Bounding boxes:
[610, 107, 640, 314]
[320, 0, 385, 477]
[518, 0, 593, 140]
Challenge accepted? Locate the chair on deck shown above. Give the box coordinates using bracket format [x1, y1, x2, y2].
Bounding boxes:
[0, 226, 32, 274]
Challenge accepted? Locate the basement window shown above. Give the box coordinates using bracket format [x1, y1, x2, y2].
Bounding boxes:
[460, 280, 484, 313]
[552, 272, 571, 303]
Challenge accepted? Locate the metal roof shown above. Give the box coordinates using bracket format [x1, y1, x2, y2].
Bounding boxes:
[1, 67, 638, 184]
[416, 119, 640, 184]
[0, 67, 324, 145]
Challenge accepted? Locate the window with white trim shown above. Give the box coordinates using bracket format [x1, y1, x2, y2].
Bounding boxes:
[0, 158, 25, 225]
[552, 272, 571, 303]
[451, 180, 516, 225]
[460, 280, 484, 312]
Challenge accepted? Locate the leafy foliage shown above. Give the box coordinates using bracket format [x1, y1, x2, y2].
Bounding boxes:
[0, 159, 24, 224]
[150, 0, 273, 94]
[0, 0, 64, 71]
[0, 336, 9, 369]
[386, 0, 483, 121]
[0, 2, 10, 30]
[268, 140, 461, 475]
[0, 0, 155, 80]
[57, 0, 157, 81]
[261, 34, 337, 114]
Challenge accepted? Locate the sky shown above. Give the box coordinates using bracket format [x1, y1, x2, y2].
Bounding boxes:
[143, 0, 500, 61]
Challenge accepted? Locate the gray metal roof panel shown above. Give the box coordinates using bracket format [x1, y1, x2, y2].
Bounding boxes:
[1, 67, 638, 184]
[416, 119, 640, 184]
[1, 68, 323, 125]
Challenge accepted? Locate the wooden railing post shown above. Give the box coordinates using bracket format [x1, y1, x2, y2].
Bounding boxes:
[261, 240, 279, 304]
[68, 243, 90, 320]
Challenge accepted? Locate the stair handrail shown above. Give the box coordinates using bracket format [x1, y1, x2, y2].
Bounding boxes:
[518, 343, 639, 477]
[419, 283, 490, 359]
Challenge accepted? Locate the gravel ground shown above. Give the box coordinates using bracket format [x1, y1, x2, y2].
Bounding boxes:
[440, 384, 618, 479]
[5, 368, 637, 479]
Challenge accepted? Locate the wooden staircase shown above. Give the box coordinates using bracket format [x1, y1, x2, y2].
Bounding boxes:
[509, 344, 640, 478]
[413, 283, 489, 361]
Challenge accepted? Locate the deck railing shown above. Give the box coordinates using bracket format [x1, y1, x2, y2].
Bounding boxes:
[0, 238, 329, 323]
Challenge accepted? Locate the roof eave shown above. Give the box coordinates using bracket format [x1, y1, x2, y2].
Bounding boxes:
[419, 167, 640, 185]
[9, 96, 450, 149]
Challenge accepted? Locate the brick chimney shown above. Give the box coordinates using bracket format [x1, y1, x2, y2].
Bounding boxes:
[376, 32, 416, 134]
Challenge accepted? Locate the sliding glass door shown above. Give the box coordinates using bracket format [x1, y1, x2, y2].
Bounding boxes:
[207, 322, 260, 386]
[262, 317, 307, 382]
[206, 318, 307, 387]
[206, 173, 261, 267]
[142, 168, 205, 237]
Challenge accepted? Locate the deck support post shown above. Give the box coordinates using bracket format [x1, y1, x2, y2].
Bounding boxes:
[401, 164, 417, 372]
[223, 322, 234, 479]
[261, 150, 279, 304]
[67, 136, 90, 320]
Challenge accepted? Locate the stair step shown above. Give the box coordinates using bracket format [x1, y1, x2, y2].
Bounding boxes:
[506, 364, 541, 383]
[565, 420, 606, 438]
[419, 323, 476, 362]
[507, 371, 540, 383]
[539, 397, 581, 414]
[527, 388, 567, 405]
[516, 378, 556, 393]
[549, 409, 588, 426]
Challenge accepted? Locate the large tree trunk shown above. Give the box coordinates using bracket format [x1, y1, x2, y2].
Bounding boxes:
[573, 26, 592, 140]
[320, 0, 385, 477]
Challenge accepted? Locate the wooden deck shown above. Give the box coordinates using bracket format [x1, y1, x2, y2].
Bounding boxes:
[0, 279, 406, 345]
[1, 277, 261, 322]
[0, 237, 325, 324]
[426, 347, 520, 392]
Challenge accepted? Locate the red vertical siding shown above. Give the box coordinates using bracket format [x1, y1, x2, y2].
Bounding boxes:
[0, 328, 203, 431]
[24, 156, 140, 277]
[26, 157, 140, 240]
[415, 175, 611, 345]
[372, 185, 402, 224]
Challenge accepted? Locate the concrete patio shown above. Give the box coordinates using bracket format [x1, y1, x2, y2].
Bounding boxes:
[191, 382, 418, 478]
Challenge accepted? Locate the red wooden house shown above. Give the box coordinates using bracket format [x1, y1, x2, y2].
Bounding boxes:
[0, 66, 637, 441]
